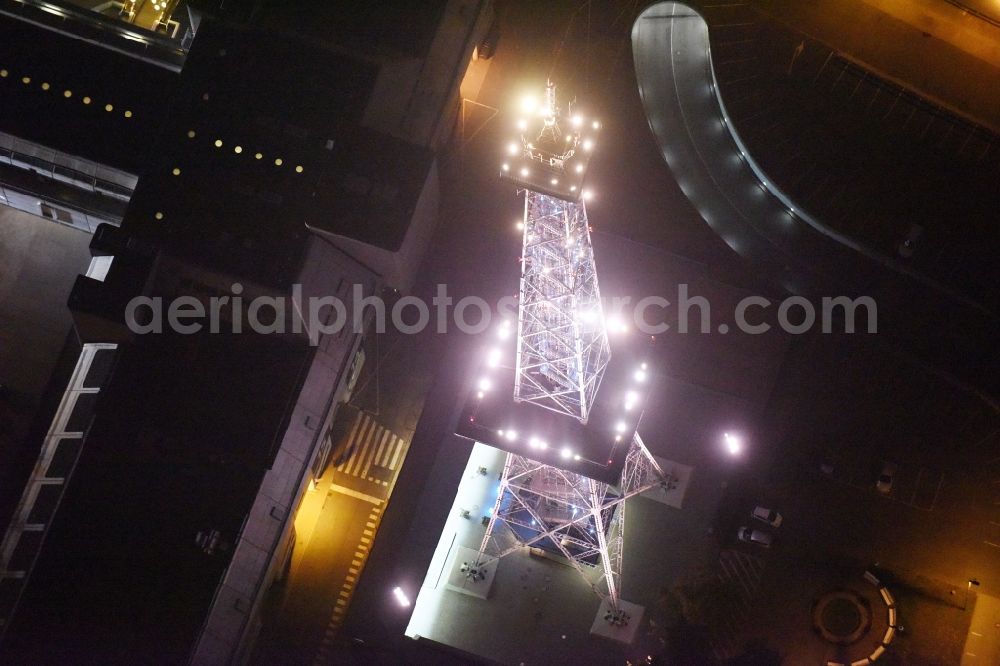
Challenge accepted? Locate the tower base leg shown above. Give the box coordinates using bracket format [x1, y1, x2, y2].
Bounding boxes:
[589, 597, 644, 645]
[445, 545, 496, 599]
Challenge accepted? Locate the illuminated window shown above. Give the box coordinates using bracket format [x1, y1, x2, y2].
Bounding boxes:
[274, 158, 283, 166]
[234, 146, 243, 154]
[41, 82, 50, 91]
[295, 165, 304, 173]
[171, 168, 181, 176]
[82, 96, 91, 105]
[154, 212, 164, 220]
[124, 110, 133, 118]
[63, 90, 72, 98]
[104, 104, 114, 112]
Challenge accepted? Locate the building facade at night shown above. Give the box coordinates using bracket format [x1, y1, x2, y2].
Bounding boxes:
[0, 0, 493, 662]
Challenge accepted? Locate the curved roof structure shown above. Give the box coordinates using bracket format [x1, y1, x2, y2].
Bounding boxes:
[631, 1, 999, 398]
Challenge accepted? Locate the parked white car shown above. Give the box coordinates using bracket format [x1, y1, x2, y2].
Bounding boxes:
[752, 506, 782, 528]
[737, 526, 773, 548]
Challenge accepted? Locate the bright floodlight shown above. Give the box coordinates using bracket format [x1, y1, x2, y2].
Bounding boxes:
[561, 447, 572, 459]
[724, 432, 742, 456]
[502, 163, 510, 172]
[575, 164, 584, 173]
[634, 368, 647, 382]
[517, 119, 527, 130]
[505, 429, 517, 442]
[615, 421, 627, 433]
[393, 586, 411, 607]
[520, 167, 530, 177]
[607, 315, 628, 334]
[582, 190, 593, 201]
[571, 115, 583, 127]
[487, 348, 502, 367]
[478, 377, 491, 391]
[592, 120, 600, 129]
[520, 95, 537, 113]
[582, 139, 594, 151]
[508, 142, 519, 155]
[624, 390, 639, 410]
[498, 326, 511, 340]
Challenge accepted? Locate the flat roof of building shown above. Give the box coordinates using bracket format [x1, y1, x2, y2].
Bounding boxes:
[0, 13, 177, 173]
[1, 326, 312, 661]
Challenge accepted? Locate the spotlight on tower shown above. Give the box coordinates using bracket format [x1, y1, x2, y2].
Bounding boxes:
[724, 432, 743, 456]
[392, 586, 411, 607]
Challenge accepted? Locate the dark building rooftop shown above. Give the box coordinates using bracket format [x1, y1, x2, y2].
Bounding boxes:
[1, 326, 311, 662]
[0, 13, 177, 174]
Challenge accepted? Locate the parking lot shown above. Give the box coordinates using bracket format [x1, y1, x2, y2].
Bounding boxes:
[817, 454, 945, 512]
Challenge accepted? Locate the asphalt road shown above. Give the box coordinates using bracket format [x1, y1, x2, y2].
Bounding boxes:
[251, 406, 410, 665]
[962, 592, 1000, 665]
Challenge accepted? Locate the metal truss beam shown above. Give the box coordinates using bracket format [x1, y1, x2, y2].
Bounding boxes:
[476, 433, 668, 610]
[513, 192, 610, 424]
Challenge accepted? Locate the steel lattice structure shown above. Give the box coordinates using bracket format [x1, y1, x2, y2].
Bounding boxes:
[477, 434, 665, 610]
[477, 83, 667, 614]
[514, 192, 610, 423]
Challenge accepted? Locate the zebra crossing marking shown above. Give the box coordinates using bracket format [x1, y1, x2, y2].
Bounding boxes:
[334, 413, 407, 484]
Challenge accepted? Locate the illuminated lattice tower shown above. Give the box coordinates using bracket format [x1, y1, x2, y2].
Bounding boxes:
[514, 193, 610, 422]
[468, 83, 667, 620]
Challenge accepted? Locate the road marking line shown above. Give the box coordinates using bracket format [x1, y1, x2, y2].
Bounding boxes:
[378, 433, 399, 467]
[336, 599, 346, 606]
[910, 467, 924, 505]
[346, 417, 374, 476]
[389, 438, 405, 470]
[333, 606, 345, 615]
[342, 413, 371, 474]
[971, 631, 983, 636]
[363, 529, 373, 536]
[382, 480, 388, 486]
[371, 506, 382, 513]
[337, 412, 365, 471]
[366, 521, 376, 528]
[349, 565, 359, 572]
[358, 426, 385, 478]
[328, 483, 383, 505]
[345, 575, 356, 583]
[349, 418, 378, 476]
[369, 430, 389, 475]
[930, 474, 944, 511]
[339, 591, 350, 598]
[984, 540, 1000, 549]
[360, 536, 371, 544]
